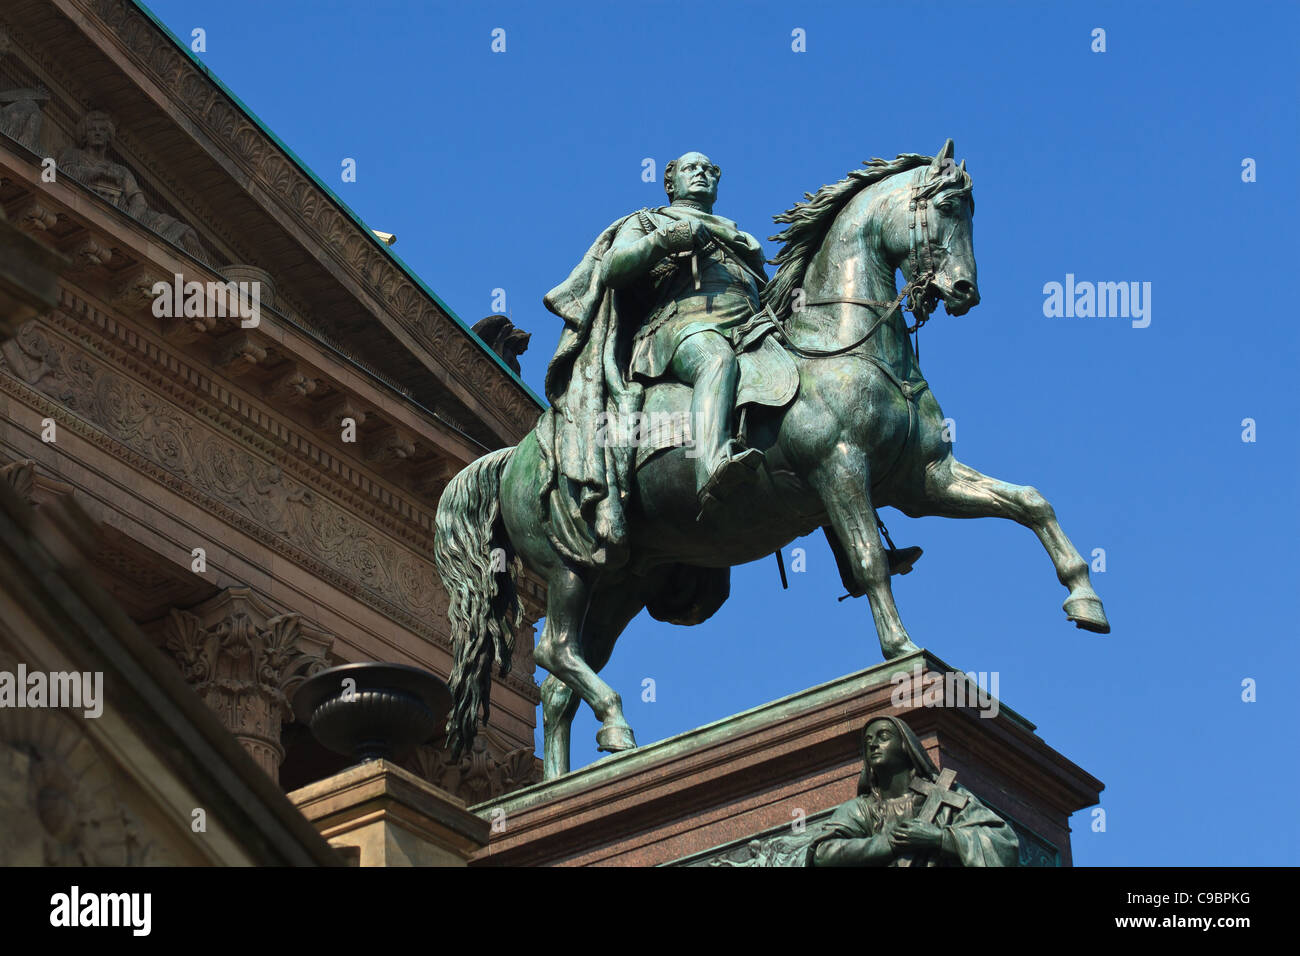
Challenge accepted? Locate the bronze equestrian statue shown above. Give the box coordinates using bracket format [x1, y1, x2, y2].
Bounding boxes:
[434, 141, 1109, 779]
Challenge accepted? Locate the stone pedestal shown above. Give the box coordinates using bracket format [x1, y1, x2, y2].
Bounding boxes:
[470, 650, 1102, 867]
[288, 759, 490, 866]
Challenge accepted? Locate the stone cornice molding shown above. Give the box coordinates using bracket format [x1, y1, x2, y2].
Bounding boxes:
[1, 310, 543, 707]
[1, 315, 445, 633]
[0, 341, 541, 705]
[46, 288, 443, 554]
[0, 152, 477, 526]
[53, 0, 543, 446]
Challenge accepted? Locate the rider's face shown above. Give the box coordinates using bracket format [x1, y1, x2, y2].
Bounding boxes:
[670, 153, 719, 206]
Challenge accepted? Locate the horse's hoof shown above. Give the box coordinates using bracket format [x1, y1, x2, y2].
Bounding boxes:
[596, 721, 637, 753]
[1064, 595, 1110, 634]
[887, 546, 923, 576]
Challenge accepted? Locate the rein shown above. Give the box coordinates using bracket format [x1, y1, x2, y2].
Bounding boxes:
[773, 173, 945, 360]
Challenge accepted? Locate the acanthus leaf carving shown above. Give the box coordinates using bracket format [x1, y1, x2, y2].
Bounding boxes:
[161, 589, 333, 780]
[403, 727, 542, 805]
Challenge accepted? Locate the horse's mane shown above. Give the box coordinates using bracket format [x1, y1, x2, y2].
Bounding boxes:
[762, 151, 973, 320]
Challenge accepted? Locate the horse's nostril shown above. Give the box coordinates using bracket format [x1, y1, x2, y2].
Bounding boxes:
[953, 279, 976, 299]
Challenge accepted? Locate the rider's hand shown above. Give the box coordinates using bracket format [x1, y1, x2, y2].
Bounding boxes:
[686, 218, 713, 249]
[658, 219, 697, 253]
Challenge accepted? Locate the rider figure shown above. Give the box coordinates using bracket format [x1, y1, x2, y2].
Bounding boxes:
[601, 151, 767, 518]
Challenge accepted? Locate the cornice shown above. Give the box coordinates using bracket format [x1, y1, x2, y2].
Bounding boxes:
[65, 0, 543, 445]
[50, 286, 443, 555]
[0, 341, 541, 706]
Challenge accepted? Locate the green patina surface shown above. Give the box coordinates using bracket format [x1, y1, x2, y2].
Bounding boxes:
[435, 142, 1108, 781]
[472, 649, 1031, 819]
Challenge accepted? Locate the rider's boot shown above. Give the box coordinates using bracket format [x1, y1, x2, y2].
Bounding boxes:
[691, 351, 763, 521]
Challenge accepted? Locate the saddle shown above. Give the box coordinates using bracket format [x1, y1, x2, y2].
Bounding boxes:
[634, 307, 799, 470]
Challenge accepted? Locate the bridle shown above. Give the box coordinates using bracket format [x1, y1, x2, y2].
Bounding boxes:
[772, 167, 955, 360]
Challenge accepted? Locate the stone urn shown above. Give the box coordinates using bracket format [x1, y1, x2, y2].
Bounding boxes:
[293, 663, 451, 764]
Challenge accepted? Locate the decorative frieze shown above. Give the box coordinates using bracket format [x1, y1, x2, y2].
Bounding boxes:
[0, 316, 447, 634]
[77, 0, 540, 444]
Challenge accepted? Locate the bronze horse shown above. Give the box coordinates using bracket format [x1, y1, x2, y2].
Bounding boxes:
[434, 141, 1109, 779]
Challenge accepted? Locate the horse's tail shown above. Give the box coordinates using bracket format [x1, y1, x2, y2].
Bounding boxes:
[433, 446, 524, 759]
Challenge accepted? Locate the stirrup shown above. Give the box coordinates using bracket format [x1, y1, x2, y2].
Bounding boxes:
[695, 445, 763, 522]
[697, 443, 762, 501]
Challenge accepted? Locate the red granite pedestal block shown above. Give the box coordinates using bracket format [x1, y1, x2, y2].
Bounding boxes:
[471, 650, 1102, 867]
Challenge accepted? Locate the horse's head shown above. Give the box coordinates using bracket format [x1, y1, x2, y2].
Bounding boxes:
[764, 142, 980, 325]
[886, 139, 979, 317]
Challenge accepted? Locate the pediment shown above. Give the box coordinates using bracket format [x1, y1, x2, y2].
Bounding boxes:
[0, 0, 541, 449]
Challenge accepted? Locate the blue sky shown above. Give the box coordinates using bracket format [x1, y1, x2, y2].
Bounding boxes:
[142, 0, 1299, 865]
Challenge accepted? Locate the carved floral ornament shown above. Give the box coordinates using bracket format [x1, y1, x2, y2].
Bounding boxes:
[0, 312, 540, 703]
[0, 318, 444, 623]
[161, 588, 333, 777]
[404, 726, 540, 804]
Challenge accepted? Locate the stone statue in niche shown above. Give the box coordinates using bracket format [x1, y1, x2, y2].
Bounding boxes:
[805, 715, 1020, 866]
[705, 714, 1020, 867]
[56, 109, 207, 258]
[0, 29, 48, 149]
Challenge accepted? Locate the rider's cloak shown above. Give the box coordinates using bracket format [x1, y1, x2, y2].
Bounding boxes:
[538, 205, 767, 570]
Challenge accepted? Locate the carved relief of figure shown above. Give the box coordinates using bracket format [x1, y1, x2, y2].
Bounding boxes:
[56, 109, 207, 258]
[0, 29, 48, 148]
[806, 715, 1020, 867]
[701, 714, 1019, 867]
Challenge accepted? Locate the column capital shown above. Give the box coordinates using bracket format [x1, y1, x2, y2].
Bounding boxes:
[162, 587, 334, 780]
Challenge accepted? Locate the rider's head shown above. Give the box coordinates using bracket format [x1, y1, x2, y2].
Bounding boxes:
[665, 152, 720, 211]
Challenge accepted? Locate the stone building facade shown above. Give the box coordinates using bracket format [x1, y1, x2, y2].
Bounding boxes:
[0, 0, 545, 864]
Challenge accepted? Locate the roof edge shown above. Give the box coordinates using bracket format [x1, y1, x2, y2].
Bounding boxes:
[128, 0, 545, 412]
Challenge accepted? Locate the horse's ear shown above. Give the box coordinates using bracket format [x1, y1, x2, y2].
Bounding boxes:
[929, 139, 955, 176]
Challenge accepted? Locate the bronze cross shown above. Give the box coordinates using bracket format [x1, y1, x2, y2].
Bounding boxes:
[896, 768, 968, 867]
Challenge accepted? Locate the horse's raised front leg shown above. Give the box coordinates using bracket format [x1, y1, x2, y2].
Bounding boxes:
[901, 455, 1110, 633]
[533, 566, 635, 773]
[810, 452, 921, 660]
